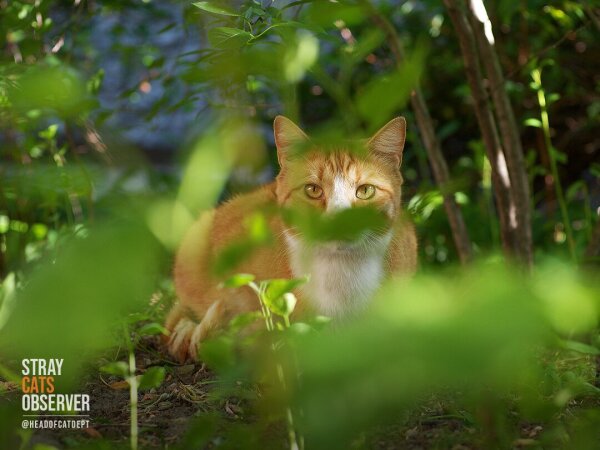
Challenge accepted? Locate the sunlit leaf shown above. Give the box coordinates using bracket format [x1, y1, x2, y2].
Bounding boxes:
[193, 2, 239, 17]
[524, 118, 542, 128]
[264, 278, 306, 303]
[223, 273, 256, 288]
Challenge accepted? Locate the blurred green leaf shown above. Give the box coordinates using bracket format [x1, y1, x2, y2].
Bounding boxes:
[213, 213, 273, 276]
[228, 311, 262, 333]
[222, 273, 256, 288]
[100, 361, 129, 377]
[282, 205, 388, 243]
[560, 340, 600, 356]
[208, 27, 253, 49]
[524, 118, 542, 128]
[264, 291, 298, 318]
[264, 278, 306, 304]
[0, 222, 160, 386]
[7, 64, 88, 117]
[193, 2, 239, 16]
[38, 124, 58, 140]
[199, 335, 236, 371]
[138, 366, 166, 390]
[138, 322, 169, 336]
[307, 2, 366, 27]
[355, 44, 427, 130]
[291, 263, 553, 448]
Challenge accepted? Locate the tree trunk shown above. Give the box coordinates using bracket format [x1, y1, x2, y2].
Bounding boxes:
[466, 0, 533, 266]
[444, 0, 533, 267]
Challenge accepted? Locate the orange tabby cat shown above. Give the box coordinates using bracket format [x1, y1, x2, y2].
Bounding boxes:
[165, 116, 417, 362]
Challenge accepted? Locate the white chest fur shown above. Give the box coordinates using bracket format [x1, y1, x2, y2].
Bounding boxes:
[285, 233, 390, 317]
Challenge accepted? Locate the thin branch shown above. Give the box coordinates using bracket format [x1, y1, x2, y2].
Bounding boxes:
[361, 0, 473, 264]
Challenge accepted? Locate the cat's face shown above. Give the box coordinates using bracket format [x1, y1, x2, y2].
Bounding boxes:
[273, 116, 406, 250]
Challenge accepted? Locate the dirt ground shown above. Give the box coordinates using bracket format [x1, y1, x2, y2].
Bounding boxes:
[0, 333, 567, 450]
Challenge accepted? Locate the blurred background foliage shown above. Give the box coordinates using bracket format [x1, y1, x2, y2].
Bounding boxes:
[0, 0, 599, 449]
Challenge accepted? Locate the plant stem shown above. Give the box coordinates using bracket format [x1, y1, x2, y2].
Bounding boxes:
[248, 281, 302, 450]
[123, 324, 138, 450]
[128, 351, 138, 450]
[532, 68, 576, 262]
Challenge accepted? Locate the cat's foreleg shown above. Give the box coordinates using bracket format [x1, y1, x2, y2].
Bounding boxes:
[187, 299, 227, 361]
[168, 317, 196, 363]
[164, 299, 228, 362]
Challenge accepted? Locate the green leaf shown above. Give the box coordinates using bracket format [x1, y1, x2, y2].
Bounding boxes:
[566, 180, 585, 201]
[289, 322, 312, 335]
[308, 2, 366, 27]
[264, 292, 297, 317]
[282, 205, 389, 243]
[264, 278, 306, 304]
[523, 118, 542, 128]
[223, 273, 255, 288]
[100, 361, 129, 377]
[138, 366, 166, 390]
[355, 43, 427, 130]
[262, 279, 306, 317]
[228, 311, 262, 332]
[39, 124, 58, 140]
[208, 27, 253, 49]
[309, 315, 332, 330]
[0, 215, 9, 234]
[551, 147, 567, 164]
[342, 28, 385, 67]
[199, 335, 236, 371]
[33, 445, 60, 450]
[138, 322, 169, 336]
[560, 339, 600, 356]
[547, 93, 560, 104]
[0, 272, 17, 331]
[193, 2, 239, 16]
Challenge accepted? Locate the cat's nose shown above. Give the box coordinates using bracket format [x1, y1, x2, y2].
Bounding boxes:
[326, 196, 353, 213]
[326, 176, 353, 213]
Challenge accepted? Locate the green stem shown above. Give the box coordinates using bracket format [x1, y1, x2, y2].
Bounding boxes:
[248, 281, 301, 450]
[123, 324, 138, 450]
[581, 183, 593, 241]
[128, 351, 138, 450]
[532, 68, 576, 262]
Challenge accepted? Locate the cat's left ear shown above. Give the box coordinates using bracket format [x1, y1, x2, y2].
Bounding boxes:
[367, 117, 406, 168]
[273, 115, 309, 167]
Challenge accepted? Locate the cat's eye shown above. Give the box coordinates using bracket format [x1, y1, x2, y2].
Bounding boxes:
[356, 184, 376, 200]
[304, 184, 323, 199]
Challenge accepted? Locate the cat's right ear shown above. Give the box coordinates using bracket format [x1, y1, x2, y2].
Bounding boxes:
[273, 115, 309, 167]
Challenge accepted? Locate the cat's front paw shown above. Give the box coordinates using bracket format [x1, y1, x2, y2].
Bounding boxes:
[167, 318, 196, 363]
